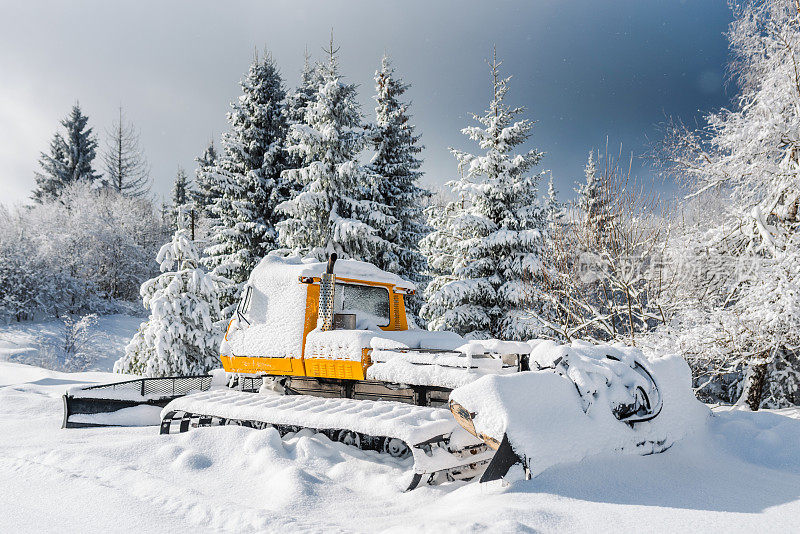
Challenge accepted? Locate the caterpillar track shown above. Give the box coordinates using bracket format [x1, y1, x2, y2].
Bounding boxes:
[160, 389, 495, 490]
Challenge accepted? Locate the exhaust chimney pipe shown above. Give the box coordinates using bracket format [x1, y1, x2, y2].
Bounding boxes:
[319, 253, 337, 331]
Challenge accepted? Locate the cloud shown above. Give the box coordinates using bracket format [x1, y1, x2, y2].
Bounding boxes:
[0, 0, 734, 206]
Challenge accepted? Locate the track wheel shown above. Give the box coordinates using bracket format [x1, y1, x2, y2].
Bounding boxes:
[335, 430, 362, 449]
[382, 438, 410, 459]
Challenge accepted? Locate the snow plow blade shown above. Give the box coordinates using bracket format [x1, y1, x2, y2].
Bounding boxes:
[479, 434, 524, 483]
[63, 375, 213, 428]
[449, 401, 524, 482]
[159, 389, 496, 490]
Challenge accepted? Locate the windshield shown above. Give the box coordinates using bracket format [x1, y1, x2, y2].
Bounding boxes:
[334, 283, 390, 327]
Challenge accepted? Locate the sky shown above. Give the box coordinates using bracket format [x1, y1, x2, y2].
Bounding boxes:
[0, 0, 734, 206]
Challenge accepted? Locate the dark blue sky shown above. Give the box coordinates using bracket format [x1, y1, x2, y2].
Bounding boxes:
[0, 0, 733, 205]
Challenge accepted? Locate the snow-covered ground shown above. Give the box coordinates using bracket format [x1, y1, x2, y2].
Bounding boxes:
[1, 360, 799, 533]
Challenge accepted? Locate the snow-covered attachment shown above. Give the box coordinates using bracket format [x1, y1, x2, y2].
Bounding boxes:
[63, 375, 213, 428]
[367, 338, 527, 390]
[160, 389, 495, 490]
[449, 341, 709, 482]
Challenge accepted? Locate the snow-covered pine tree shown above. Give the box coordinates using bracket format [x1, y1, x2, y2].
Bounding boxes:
[575, 150, 610, 243]
[171, 167, 190, 208]
[285, 50, 322, 132]
[419, 192, 461, 324]
[421, 50, 546, 340]
[193, 140, 218, 218]
[203, 51, 290, 313]
[366, 55, 430, 316]
[33, 104, 102, 203]
[115, 210, 223, 377]
[280, 51, 321, 204]
[544, 174, 564, 231]
[170, 167, 193, 232]
[277, 38, 392, 262]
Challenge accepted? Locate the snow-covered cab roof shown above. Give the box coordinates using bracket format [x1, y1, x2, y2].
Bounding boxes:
[254, 253, 415, 290]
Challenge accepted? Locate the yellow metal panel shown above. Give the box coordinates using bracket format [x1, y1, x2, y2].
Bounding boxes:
[303, 358, 367, 381]
[301, 277, 409, 333]
[221, 355, 306, 376]
[302, 283, 320, 358]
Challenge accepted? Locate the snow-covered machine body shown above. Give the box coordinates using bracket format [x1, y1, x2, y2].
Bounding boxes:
[217, 253, 522, 396]
[160, 253, 527, 486]
[64, 253, 688, 489]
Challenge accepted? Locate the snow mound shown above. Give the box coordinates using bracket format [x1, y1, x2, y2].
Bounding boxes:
[450, 342, 710, 477]
[711, 407, 800, 474]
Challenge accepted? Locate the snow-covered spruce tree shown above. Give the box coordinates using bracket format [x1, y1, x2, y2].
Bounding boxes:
[277, 39, 392, 262]
[193, 140, 219, 218]
[102, 107, 150, 198]
[544, 174, 565, 231]
[280, 52, 322, 205]
[170, 166, 192, 230]
[115, 211, 223, 377]
[419, 192, 461, 324]
[33, 104, 102, 203]
[203, 51, 290, 314]
[284, 51, 322, 138]
[575, 150, 611, 242]
[656, 0, 800, 408]
[366, 55, 430, 317]
[421, 51, 547, 340]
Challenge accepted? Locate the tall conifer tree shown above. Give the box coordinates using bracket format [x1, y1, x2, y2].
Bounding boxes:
[421, 50, 547, 340]
[33, 104, 102, 203]
[203, 52, 289, 313]
[193, 140, 218, 218]
[277, 37, 392, 261]
[366, 55, 430, 317]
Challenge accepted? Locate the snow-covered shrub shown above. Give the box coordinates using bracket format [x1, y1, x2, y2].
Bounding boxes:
[25, 314, 99, 372]
[0, 183, 162, 321]
[539, 147, 669, 345]
[0, 208, 46, 322]
[57, 314, 99, 371]
[115, 213, 224, 377]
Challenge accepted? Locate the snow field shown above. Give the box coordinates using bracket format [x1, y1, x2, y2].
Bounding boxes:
[2, 361, 800, 532]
